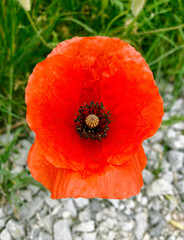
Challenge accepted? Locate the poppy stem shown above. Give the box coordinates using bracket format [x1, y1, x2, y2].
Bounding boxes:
[24, 10, 53, 50]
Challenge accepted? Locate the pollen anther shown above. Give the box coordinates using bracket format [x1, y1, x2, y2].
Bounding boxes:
[85, 114, 99, 129]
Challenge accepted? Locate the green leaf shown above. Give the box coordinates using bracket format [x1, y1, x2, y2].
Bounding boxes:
[131, 0, 146, 16]
[61, 17, 97, 35]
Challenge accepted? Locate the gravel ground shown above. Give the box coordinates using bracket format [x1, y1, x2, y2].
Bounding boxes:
[0, 95, 184, 240]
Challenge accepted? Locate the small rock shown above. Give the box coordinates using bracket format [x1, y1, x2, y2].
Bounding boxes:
[61, 199, 77, 217]
[38, 231, 52, 240]
[149, 198, 162, 212]
[0, 133, 13, 145]
[74, 198, 89, 209]
[14, 149, 29, 166]
[149, 130, 164, 143]
[83, 232, 96, 240]
[0, 228, 12, 240]
[61, 210, 71, 219]
[54, 220, 72, 240]
[29, 224, 40, 239]
[176, 180, 184, 193]
[79, 209, 91, 222]
[170, 99, 184, 115]
[44, 195, 59, 209]
[147, 179, 173, 196]
[106, 218, 117, 230]
[6, 220, 25, 239]
[120, 220, 134, 232]
[142, 169, 154, 185]
[90, 199, 101, 212]
[165, 129, 184, 150]
[11, 166, 24, 174]
[172, 122, 184, 131]
[149, 211, 162, 225]
[161, 171, 173, 183]
[143, 233, 150, 240]
[98, 221, 109, 234]
[20, 189, 33, 202]
[73, 220, 95, 232]
[108, 199, 120, 208]
[167, 150, 184, 171]
[27, 185, 40, 195]
[20, 196, 44, 219]
[150, 219, 166, 237]
[37, 213, 53, 233]
[107, 231, 116, 240]
[134, 211, 148, 240]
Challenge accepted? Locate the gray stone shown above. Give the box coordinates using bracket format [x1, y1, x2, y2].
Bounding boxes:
[161, 171, 173, 183]
[0, 218, 6, 231]
[149, 211, 162, 225]
[170, 99, 184, 115]
[120, 220, 135, 232]
[108, 199, 120, 208]
[74, 198, 89, 209]
[97, 221, 109, 234]
[83, 232, 96, 240]
[6, 220, 25, 239]
[29, 224, 40, 239]
[0, 133, 13, 145]
[161, 158, 170, 173]
[79, 209, 91, 222]
[37, 213, 53, 233]
[27, 185, 40, 195]
[134, 211, 148, 240]
[165, 129, 184, 150]
[61, 199, 77, 217]
[167, 150, 184, 171]
[20, 189, 33, 202]
[54, 220, 72, 240]
[106, 218, 118, 230]
[142, 169, 154, 185]
[172, 122, 184, 131]
[44, 195, 59, 209]
[14, 149, 29, 166]
[11, 166, 24, 174]
[176, 180, 184, 193]
[61, 210, 72, 219]
[149, 130, 164, 143]
[150, 219, 166, 237]
[74, 237, 82, 240]
[0, 228, 12, 240]
[73, 220, 95, 232]
[143, 233, 150, 240]
[19, 139, 32, 149]
[0, 208, 7, 230]
[20, 196, 44, 219]
[90, 199, 101, 212]
[38, 231, 52, 240]
[107, 231, 116, 240]
[147, 179, 173, 196]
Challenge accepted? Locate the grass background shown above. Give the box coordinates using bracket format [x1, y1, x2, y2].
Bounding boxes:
[0, 0, 184, 205]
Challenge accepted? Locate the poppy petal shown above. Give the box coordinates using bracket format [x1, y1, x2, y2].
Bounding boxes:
[101, 59, 164, 165]
[25, 54, 86, 170]
[28, 140, 144, 199]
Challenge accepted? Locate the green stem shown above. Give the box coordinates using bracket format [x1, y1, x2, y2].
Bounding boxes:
[137, 24, 184, 35]
[104, 0, 131, 35]
[24, 10, 52, 49]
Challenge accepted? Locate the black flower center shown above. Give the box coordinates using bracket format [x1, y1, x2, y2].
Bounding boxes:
[74, 101, 111, 141]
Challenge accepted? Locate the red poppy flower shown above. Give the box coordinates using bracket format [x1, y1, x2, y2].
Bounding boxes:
[25, 36, 164, 199]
